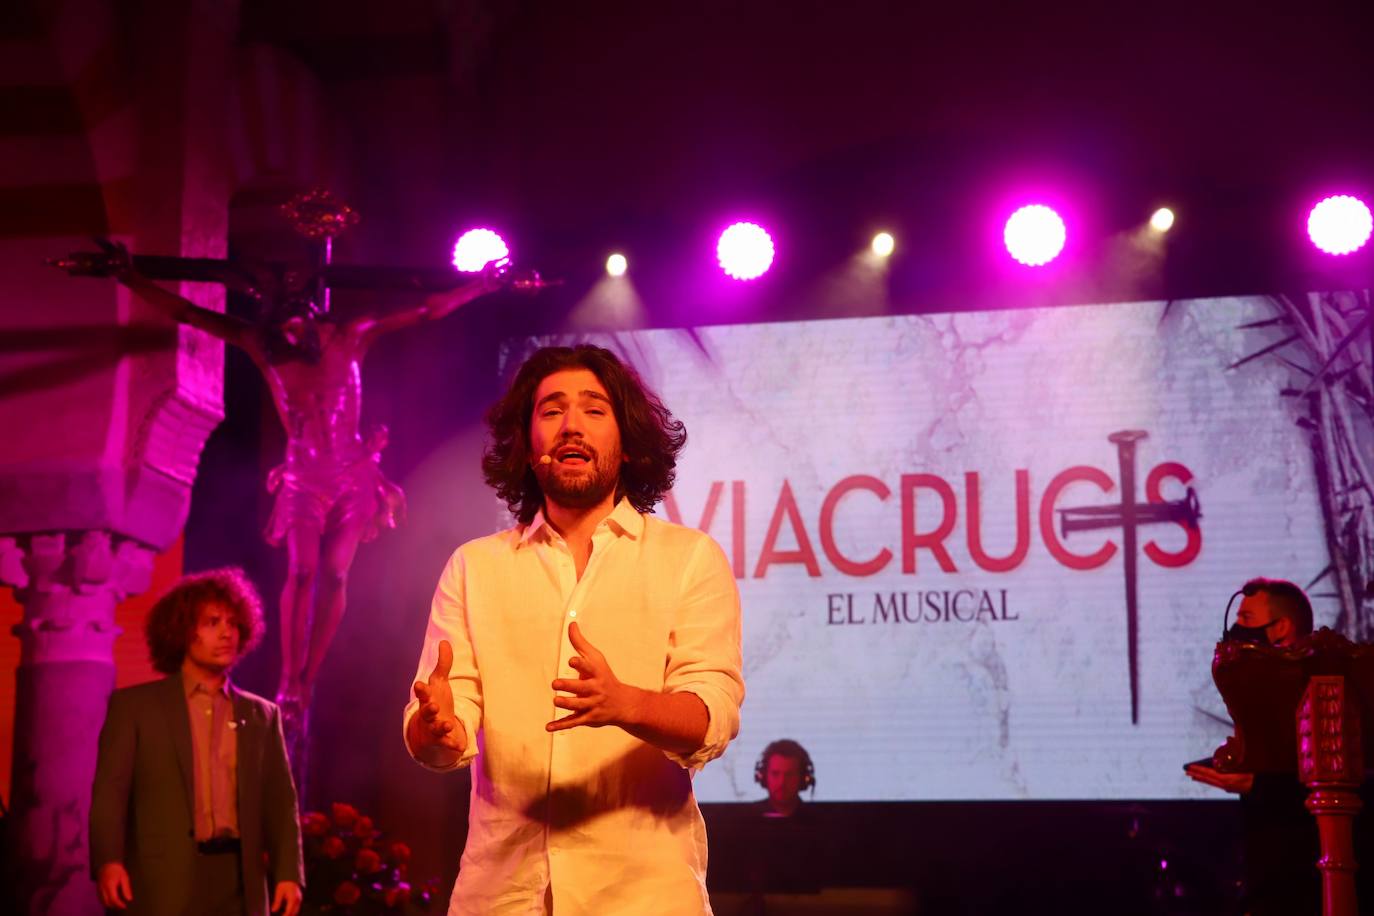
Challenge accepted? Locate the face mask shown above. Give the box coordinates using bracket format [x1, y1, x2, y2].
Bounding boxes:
[1224, 621, 1274, 645]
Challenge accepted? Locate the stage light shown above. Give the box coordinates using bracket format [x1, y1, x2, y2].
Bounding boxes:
[871, 232, 895, 257]
[452, 228, 509, 272]
[1003, 205, 1066, 267]
[1307, 195, 1372, 256]
[1149, 208, 1175, 233]
[606, 253, 628, 277]
[717, 222, 774, 280]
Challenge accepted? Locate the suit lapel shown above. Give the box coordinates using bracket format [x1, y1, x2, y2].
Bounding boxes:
[159, 673, 196, 827]
[228, 683, 259, 823]
[228, 683, 258, 764]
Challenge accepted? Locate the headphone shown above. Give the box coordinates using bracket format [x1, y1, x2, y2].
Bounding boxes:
[754, 739, 816, 793]
[1220, 582, 1258, 637]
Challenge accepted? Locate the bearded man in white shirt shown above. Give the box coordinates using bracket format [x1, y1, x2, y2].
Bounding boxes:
[404, 344, 745, 915]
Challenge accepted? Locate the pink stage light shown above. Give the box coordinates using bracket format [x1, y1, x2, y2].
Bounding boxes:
[1307, 195, 1372, 255]
[452, 228, 510, 272]
[716, 222, 774, 280]
[1003, 205, 1066, 267]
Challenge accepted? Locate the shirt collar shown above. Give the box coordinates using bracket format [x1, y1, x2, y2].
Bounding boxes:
[519, 498, 644, 545]
[519, 508, 549, 544]
[182, 670, 232, 699]
[605, 496, 645, 539]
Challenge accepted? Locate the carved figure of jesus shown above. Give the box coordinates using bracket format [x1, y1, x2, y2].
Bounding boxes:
[111, 253, 502, 714]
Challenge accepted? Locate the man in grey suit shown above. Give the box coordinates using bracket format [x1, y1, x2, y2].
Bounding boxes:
[90, 567, 304, 915]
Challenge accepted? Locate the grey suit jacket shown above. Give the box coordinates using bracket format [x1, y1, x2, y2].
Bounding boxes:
[89, 673, 304, 916]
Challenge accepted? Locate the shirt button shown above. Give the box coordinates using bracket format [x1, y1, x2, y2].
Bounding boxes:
[568, 610, 577, 618]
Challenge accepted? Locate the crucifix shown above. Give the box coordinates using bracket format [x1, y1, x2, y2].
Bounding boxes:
[51, 190, 548, 777]
[1058, 429, 1202, 725]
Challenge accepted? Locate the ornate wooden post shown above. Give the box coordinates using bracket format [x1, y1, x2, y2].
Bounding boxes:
[1212, 630, 1374, 916]
[1298, 675, 1363, 916]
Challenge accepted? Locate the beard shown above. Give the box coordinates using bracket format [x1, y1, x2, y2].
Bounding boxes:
[538, 442, 622, 510]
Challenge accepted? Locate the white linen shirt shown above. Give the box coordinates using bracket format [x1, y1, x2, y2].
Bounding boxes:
[404, 498, 744, 915]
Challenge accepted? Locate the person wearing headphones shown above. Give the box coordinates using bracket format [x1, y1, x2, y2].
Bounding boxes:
[740, 739, 824, 895]
[1186, 577, 1319, 915]
[754, 739, 815, 818]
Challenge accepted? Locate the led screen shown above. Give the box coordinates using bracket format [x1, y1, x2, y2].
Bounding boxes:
[519, 293, 1346, 800]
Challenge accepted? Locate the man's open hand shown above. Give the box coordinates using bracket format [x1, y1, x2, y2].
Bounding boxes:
[407, 640, 466, 764]
[547, 622, 643, 732]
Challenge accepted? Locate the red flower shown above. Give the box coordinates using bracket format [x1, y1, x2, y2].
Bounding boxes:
[322, 836, 346, 859]
[334, 881, 362, 906]
[301, 812, 330, 838]
[354, 848, 383, 874]
[331, 803, 359, 828]
[385, 883, 412, 908]
[353, 815, 375, 838]
[388, 841, 411, 864]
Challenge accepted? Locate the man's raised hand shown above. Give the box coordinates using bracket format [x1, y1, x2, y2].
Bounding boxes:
[407, 639, 466, 765]
[547, 622, 642, 733]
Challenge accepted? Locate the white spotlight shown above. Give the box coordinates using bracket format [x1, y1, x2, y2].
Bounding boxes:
[1150, 208, 1176, 233]
[717, 222, 775, 280]
[1308, 195, 1373, 256]
[871, 232, 895, 257]
[606, 253, 628, 277]
[1004, 205, 1066, 267]
[452, 228, 509, 272]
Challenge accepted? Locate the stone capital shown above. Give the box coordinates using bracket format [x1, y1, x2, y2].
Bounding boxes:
[2, 530, 154, 665]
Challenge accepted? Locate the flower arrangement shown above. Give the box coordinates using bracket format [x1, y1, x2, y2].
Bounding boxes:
[300, 803, 441, 914]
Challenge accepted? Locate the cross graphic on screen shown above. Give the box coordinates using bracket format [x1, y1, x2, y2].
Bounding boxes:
[1058, 430, 1201, 725]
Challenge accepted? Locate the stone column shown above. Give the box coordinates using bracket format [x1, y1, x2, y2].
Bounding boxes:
[0, 2, 238, 913]
[0, 533, 153, 916]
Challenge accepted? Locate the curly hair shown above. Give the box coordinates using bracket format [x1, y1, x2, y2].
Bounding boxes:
[482, 345, 687, 524]
[145, 567, 266, 674]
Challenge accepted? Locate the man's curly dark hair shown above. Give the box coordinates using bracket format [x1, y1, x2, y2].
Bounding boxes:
[482, 344, 687, 525]
[144, 567, 266, 674]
